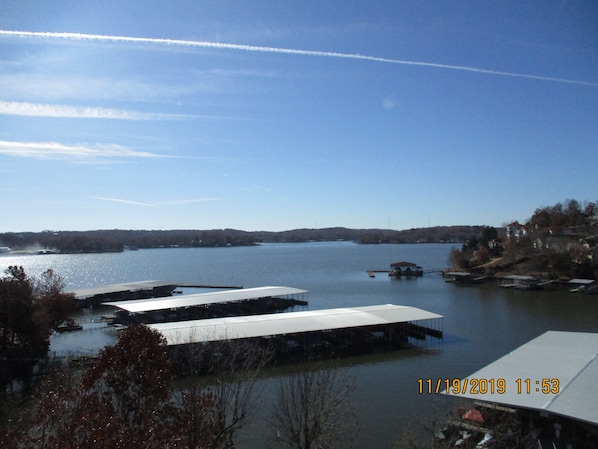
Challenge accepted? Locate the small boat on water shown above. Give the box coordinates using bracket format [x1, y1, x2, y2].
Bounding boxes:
[99, 314, 116, 323]
[56, 319, 83, 332]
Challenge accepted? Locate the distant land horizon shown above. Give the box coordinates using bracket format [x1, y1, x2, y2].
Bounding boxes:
[1, 224, 498, 235]
[0, 225, 491, 254]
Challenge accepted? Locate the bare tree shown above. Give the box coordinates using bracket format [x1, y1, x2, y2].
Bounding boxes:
[268, 363, 357, 449]
[180, 339, 273, 449]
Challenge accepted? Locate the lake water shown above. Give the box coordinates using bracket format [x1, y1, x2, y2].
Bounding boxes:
[2, 242, 597, 448]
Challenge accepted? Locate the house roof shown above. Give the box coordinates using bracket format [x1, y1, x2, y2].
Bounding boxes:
[148, 304, 443, 346]
[103, 286, 308, 313]
[444, 331, 598, 426]
[391, 261, 417, 267]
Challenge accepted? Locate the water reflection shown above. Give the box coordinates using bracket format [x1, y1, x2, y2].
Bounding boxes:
[4, 243, 598, 448]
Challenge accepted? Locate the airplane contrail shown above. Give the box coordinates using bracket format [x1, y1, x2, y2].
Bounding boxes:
[1, 29, 596, 88]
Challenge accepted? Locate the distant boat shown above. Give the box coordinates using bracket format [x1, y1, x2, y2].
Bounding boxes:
[0, 246, 10, 254]
[37, 249, 57, 255]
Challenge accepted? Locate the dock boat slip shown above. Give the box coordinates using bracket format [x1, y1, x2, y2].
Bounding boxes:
[102, 286, 307, 313]
[148, 304, 443, 345]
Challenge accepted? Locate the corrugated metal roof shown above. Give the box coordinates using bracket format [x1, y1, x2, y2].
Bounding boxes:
[71, 280, 176, 299]
[568, 278, 595, 285]
[148, 304, 442, 345]
[103, 286, 308, 313]
[444, 331, 598, 426]
[501, 275, 536, 281]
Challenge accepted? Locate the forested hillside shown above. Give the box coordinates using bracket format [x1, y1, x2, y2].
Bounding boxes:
[451, 199, 598, 279]
[0, 226, 484, 254]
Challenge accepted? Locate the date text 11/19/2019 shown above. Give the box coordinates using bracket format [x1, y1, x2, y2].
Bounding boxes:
[417, 378, 560, 395]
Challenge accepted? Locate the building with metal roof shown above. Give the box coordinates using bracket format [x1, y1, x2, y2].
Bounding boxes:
[445, 331, 598, 426]
[71, 280, 177, 300]
[148, 304, 442, 346]
[103, 286, 308, 313]
[443, 331, 598, 448]
[390, 261, 423, 277]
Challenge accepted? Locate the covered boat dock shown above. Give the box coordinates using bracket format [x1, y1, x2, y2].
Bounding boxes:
[102, 286, 309, 323]
[149, 304, 443, 364]
[442, 331, 598, 448]
[71, 280, 178, 306]
[390, 261, 423, 277]
[498, 274, 540, 289]
[444, 271, 488, 284]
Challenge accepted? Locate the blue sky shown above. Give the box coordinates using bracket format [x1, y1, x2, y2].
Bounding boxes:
[1, 1, 597, 232]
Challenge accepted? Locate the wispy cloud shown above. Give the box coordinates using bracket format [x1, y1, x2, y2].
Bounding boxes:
[235, 184, 272, 192]
[92, 196, 221, 207]
[0, 73, 199, 101]
[0, 140, 170, 162]
[91, 197, 158, 207]
[382, 97, 395, 110]
[1, 29, 596, 87]
[156, 198, 222, 205]
[0, 99, 270, 122]
[0, 101, 191, 120]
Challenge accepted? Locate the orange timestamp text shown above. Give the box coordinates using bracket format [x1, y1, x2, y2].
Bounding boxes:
[417, 378, 560, 395]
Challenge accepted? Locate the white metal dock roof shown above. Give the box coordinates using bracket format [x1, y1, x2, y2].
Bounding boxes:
[444, 331, 598, 426]
[71, 280, 176, 299]
[103, 286, 308, 313]
[148, 304, 442, 345]
[501, 275, 536, 281]
[568, 278, 595, 285]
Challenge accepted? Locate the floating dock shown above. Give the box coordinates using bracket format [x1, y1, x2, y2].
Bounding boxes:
[70, 280, 244, 307]
[71, 280, 178, 301]
[444, 271, 489, 284]
[152, 304, 443, 370]
[368, 261, 424, 278]
[390, 261, 424, 277]
[90, 282, 444, 369]
[102, 286, 308, 324]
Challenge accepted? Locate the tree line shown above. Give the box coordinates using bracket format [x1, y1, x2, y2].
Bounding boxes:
[0, 226, 485, 254]
[528, 198, 596, 231]
[0, 267, 76, 389]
